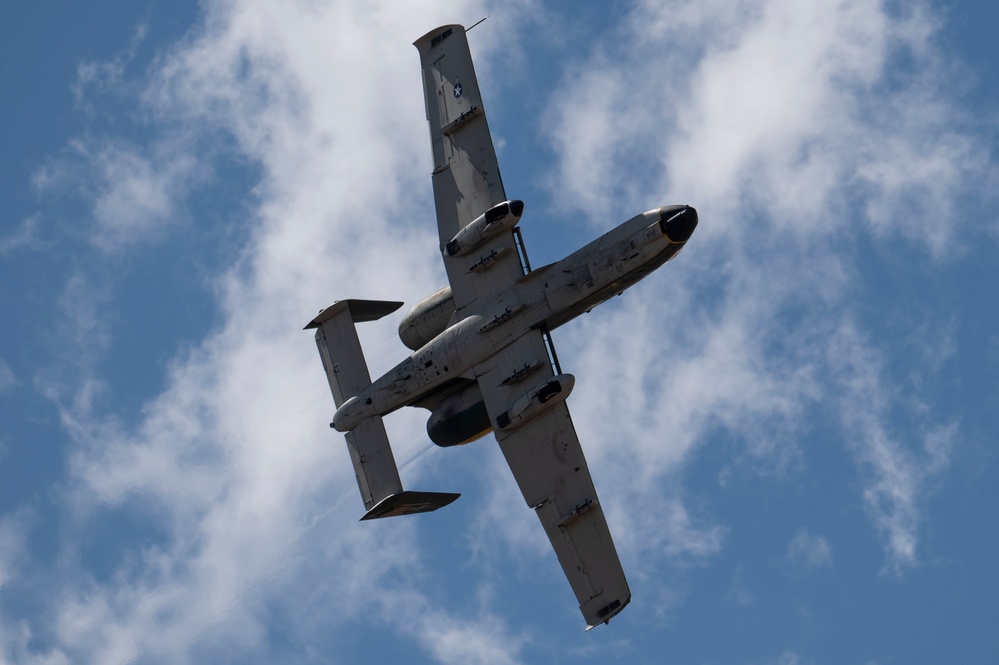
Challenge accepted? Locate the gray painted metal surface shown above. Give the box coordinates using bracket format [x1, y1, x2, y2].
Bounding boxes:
[306, 24, 698, 630]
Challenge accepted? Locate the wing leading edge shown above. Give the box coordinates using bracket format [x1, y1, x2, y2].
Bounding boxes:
[472, 332, 631, 629]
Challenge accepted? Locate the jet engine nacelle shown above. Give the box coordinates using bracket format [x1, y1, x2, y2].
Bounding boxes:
[427, 382, 492, 447]
[496, 374, 575, 430]
[398, 286, 456, 351]
[444, 200, 524, 256]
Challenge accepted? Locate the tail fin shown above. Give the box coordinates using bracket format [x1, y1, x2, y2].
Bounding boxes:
[307, 299, 403, 408]
[306, 300, 460, 520]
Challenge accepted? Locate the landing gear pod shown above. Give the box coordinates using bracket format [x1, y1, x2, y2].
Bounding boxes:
[444, 200, 524, 256]
[496, 374, 575, 430]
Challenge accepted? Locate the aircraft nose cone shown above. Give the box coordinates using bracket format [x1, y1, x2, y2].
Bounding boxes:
[662, 205, 698, 243]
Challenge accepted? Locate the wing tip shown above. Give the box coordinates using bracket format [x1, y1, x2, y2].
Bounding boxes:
[359, 490, 461, 521]
[413, 24, 466, 51]
[583, 593, 631, 631]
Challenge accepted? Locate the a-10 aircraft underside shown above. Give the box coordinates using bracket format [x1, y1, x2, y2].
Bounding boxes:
[305, 23, 697, 630]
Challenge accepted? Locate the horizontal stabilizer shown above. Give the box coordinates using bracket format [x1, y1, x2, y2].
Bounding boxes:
[360, 490, 461, 521]
[305, 299, 404, 329]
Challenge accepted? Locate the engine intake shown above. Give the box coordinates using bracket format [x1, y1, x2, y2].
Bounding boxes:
[444, 200, 524, 256]
[496, 374, 575, 430]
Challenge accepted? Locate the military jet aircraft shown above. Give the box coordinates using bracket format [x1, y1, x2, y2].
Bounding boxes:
[306, 24, 697, 630]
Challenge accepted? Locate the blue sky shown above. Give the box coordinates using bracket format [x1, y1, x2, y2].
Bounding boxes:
[2, 1, 998, 663]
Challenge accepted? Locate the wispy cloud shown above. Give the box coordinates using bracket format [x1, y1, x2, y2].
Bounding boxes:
[545, 0, 977, 574]
[774, 652, 813, 665]
[72, 23, 149, 111]
[549, 0, 993, 248]
[11, 1, 534, 662]
[0, 510, 30, 591]
[827, 324, 957, 571]
[87, 142, 203, 251]
[786, 528, 833, 569]
[4, 0, 991, 661]
[0, 360, 16, 393]
[32, 133, 214, 253]
[0, 217, 43, 256]
[726, 564, 754, 606]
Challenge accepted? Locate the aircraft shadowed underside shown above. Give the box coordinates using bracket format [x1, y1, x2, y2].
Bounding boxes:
[306, 24, 697, 630]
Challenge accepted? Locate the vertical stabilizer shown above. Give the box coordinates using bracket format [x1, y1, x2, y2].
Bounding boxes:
[307, 299, 404, 408]
[307, 300, 405, 510]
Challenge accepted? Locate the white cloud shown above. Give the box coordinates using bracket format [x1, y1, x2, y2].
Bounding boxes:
[23, 1, 538, 663]
[88, 143, 202, 251]
[72, 23, 148, 111]
[0, 217, 43, 256]
[786, 528, 833, 569]
[0, 360, 16, 393]
[825, 321, 956, 571]
[726, 564, 753, 606]
[774, 652, 809, 665]
[0, 511, 30, 591]
[0, 621, 71, 665]
[397, 598, 528, 665]
[549, 0, 993, 250]
[8, 0, 989, 661]
[544, 0, 972, 573]
[30, 137, 205, 253]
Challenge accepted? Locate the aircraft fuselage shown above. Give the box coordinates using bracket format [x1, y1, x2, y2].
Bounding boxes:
[332, 205, 696, 432]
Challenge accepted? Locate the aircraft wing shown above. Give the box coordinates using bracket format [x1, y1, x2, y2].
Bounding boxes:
[414, 25, 525, 312]
[472, 331, 631, 629]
